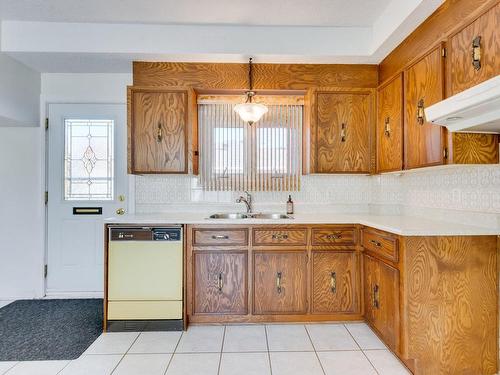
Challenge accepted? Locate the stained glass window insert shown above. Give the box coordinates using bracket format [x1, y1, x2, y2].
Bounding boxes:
[64, 119, 114, 200]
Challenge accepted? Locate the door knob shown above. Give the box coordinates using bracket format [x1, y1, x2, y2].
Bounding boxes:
[116, 208, 125, 215]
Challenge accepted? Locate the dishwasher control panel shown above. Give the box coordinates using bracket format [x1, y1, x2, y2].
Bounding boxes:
[109, 226, 182, 241]
[153, 228, 182, 241]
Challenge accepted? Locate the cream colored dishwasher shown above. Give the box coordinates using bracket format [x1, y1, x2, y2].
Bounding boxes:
[106, 226, 183, 331]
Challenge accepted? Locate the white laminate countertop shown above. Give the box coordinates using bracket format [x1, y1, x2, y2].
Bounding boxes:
[104, 213, 500, 236]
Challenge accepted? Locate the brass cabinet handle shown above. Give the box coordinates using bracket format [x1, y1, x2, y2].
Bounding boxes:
[276, 272, 282, 294]
[340, 122, 347, 142]
[217, 272, 223, 292]
[472, 35, 482, 71]
[326, 233, 342, 240]
[212, 235, 229, 240]
[384, 117, 391, 136]
[370, 239, 382, 247]
[272, 233, 289, 240]
[116, 208, 125, 216]
[373, 284, 379, 309]
[417, 99, 425, 125]
[330, 272, 337, 293]
[156, 122, 163, 142]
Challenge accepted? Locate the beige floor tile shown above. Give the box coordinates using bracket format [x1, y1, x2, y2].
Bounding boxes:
[219, 352, 270, 375]
[165, 353, 220, 375]
[0, 362, 18, 375]
[364, 350, 411, 374]
[128, 332, 181, 354]
[270, 352, 323, 375]
[266, 325, 314, 352]
[59, 355, 123, 375]
[175, 326, 224, 353]
[223, 325, 267, 352]
[344, 323, 386, 350]
[306, 323, 359, 351]
[5, 360, 69, 375]
[318, 350, 377, 375]
[84, 332, 140, 355]
[113, 353, 172, 375]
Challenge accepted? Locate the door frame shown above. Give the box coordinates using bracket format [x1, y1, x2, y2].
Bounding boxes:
[42, 101, 135, 298]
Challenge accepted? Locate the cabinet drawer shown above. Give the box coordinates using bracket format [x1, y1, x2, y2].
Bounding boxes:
[362, 229, 398, 262]
[193, 229, 248, 246]
[312, 228, 356, 246]
[253, 229, 307, 246]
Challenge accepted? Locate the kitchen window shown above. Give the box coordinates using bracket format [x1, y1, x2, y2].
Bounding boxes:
[198, 97, 302, 191]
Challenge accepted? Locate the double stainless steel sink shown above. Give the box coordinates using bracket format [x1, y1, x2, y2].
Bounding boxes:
[208, 213, 293, 220]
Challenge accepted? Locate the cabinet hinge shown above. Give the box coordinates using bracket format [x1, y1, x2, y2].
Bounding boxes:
[44, 264, 48, 278]
[45, 118, 49, 130]
[443, 148, 449, 160]
[44, 191, 48, 205]
[442, 47, 447, 58]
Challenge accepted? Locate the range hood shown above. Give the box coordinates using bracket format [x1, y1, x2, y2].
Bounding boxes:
[425, 75, 500, 133]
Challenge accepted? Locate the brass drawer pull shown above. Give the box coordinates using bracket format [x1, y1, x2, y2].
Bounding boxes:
[370, 239, 382, 247]
[417, 99, 425, 125]
[217, 272, 223, 292]
[330, 272, 337, 293]
[156, 122, 163, 143]
[384, 117, 391, 136]
[276, 272, 282, 294]
[373, 284, 379, 309]
[212, 235, 229, 240]
[326, 233, 342, 240]
[340, 122, 347, 142]
[472, 35, 482, 71]
[272, 233, 289, 240]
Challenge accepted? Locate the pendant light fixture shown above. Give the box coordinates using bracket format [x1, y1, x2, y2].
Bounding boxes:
[234, 58, 268, 125]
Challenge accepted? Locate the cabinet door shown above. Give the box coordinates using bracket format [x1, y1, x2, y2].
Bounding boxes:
[312, 251, 358, 314]
[193, 252, 247, 314]
[377, 74, 403, 173]
[316, 92, 372, 173]
[363, 254, 377, 324]
[129, 89, 188, 173]
[404, 46, 445, 169]
[449, 4, 499, 95]
[253, 251, 307, 314]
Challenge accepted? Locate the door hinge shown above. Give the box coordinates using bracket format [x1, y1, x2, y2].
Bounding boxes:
[44, 191, 48, 205]
[442, 47, 447, 58]
[45, 118, 49, 130]
[443, 147, 449, 160]
[44, 264, 48, 278]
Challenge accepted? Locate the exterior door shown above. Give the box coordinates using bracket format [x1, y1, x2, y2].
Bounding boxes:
[311, 251, 357, 314]
[47, 104, 128, 296]
[253, 251, 307, 314]
[193, 251, 247, 314]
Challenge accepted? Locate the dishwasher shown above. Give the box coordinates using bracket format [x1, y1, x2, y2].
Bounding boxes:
[106, 226, 183, 331]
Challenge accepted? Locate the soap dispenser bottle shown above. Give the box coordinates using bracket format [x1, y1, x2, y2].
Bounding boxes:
[286, 195, 294, 215]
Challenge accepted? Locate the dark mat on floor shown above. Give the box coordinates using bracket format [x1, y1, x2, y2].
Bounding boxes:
[0, 299, 103, 361]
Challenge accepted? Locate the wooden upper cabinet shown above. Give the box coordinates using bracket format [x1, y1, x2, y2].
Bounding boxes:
[377, 74, 403, 173]
[128, 87, 189, 174]
[312, 251, 358, 314]
[193, 251, 247, 315]
[448, 3, 499, 96]
[253, 251, 307, 314]
[404, 45, 445, 169]
[311, 89, 374, 173]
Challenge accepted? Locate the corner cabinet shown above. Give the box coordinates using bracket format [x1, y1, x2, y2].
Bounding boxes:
[308, 88, 376, 174]
[404, 45, 445, 169]
[127, 87, 191, 174]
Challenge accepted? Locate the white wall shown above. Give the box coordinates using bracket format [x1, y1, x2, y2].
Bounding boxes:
[0, 127, 44, 299]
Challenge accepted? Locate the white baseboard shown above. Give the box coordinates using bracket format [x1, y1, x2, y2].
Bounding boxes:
[44, 291, 104, 299]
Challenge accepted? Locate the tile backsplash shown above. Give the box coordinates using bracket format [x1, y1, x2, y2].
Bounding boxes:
[135, 165, 500, 227]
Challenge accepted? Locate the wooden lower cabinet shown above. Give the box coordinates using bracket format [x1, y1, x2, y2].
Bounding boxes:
[253, 251, 308, 314]
[193, 251, 247, 314]
[363, 253, 400, 351]
[312, 251, 358, 314]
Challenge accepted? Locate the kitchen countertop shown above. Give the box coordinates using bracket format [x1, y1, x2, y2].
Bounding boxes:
[104, 212, 500, 236]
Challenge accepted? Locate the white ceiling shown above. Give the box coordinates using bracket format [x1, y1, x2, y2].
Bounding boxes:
[0, 0, 445, 73]
[0, 0, 392, 27]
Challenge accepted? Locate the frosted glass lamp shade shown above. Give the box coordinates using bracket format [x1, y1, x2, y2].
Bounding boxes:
[234, 102, 268, 125]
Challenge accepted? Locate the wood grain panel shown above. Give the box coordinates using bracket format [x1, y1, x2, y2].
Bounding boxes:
[362, 228, 399, 263]
[363, 253, 377, 324]
[311, 228, 356, 246]
[193, 228, 248, 246]
[315, 91, 372, 173]
[129, 88, 188, 173]
[312, 251, 358, 314]
[379, 0, 498, 83]
[403, 236, 498, 375]
[193, 251, 247, 314]
[253, 229, 307, 246]
[404, 45, 445, 169]
[253, 251, 308, 314]
[134, 62, 378, 89]
[449, 132, 499, 164]
[448, 3, 500, 95]
[377, 74, 403, 173]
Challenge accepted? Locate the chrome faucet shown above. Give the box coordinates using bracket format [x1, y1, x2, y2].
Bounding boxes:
[236, 191, 253, 213]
